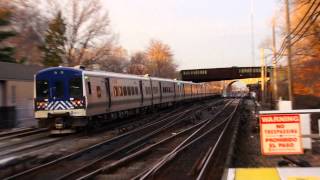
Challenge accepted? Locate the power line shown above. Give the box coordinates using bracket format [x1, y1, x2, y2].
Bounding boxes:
[290, 0, 318, 39]
[291, 11, 320, 45]
[290, 2, 320, 40]
[274, 1, 320, 63]
[276, 10, 320, 63]
[275, 1, 320, 61]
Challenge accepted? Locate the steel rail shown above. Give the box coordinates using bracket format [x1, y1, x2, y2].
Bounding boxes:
[138, 99, 239, 180]
[0, 128, 35, 137]
[0, 128, 49, 141]
[4, 103, 198, 180]
[75, 101, 229, 180]
[56, 101, 220, 180]
[196, 100, 241, 180]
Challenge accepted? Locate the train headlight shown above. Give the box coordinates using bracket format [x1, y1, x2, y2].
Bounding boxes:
[35, 100, 48, 110]
[71, 98, 85, 108]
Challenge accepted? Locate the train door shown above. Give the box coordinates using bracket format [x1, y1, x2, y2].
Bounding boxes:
[139, 80, 143, 104]
[51, 78, 66, 101]
[150, 79, 153, 105]
[173, 83, 176, 99]
[183, 84, 185, 97]
[159, 81, 162, 103]
[104, 78, 111, 108]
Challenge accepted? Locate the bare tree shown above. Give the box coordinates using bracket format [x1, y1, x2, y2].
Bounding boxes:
[85, 45, 129, 73]
[59, 0, 114, 66]
[5, 0, 115, 66]
[145, 39, 177, 78]
[127, 51, 148, 75]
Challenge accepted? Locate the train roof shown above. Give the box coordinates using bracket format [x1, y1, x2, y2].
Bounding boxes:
[84, 70, 150, 80]
[36, 66, 202, 85]
[37, 66, 82, 74]
[149, 77, 177, 83]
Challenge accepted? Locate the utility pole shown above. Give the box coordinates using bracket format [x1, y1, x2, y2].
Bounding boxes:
[264, 58, 268, 103]
[272, 17, 278, 106]
[260, 48, 265, 103]
[250, 0, 255, 67]
[285, 0, 294, 107]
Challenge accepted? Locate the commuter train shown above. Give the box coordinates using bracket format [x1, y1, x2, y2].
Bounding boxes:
[34, 66, 221, 134]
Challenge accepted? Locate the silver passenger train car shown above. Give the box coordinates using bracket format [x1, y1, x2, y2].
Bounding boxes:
[34, 67, 220, 134]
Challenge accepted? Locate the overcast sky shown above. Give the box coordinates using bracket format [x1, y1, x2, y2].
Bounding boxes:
[103, 0, 277, 70]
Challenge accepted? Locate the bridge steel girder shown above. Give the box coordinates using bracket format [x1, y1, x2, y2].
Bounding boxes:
[180, 66, 272, 82]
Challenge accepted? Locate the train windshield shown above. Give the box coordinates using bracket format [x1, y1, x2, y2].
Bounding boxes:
[69, 77, 83, 97]
[36, 80, 49, 98]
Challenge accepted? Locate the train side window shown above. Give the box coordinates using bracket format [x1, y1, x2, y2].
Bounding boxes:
[127, 87, 131, 96]
[113, 87, 117, 96]
[123, 86, 127, 96]
[124, 86, 131, 96]
[69, 77, 83, 97]
[96, 86, 102, 98]
[116, 87, 119, 96]
[119, 87, 123, 96]
[87, 82, 92, 95]
[135, 87, 138, 95]
[129, 87, 132, 95]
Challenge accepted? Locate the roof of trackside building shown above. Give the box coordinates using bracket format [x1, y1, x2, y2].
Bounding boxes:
[0, 62, 43, 81]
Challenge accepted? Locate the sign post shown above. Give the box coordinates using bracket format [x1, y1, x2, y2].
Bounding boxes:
[260, 114, 303, 155]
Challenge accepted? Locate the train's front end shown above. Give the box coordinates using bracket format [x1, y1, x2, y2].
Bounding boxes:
[34, 67, 86, 134]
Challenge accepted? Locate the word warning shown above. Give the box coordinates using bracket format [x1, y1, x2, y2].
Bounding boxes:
[260, 114, 303, 155]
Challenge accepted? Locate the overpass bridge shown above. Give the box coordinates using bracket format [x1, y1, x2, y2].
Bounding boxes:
[180, 66, 272, 82]
[180, 66, 272, 97]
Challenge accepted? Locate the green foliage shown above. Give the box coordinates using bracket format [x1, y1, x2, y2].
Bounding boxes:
[0, 9, 16, 63]
[41, 11, 66, 67]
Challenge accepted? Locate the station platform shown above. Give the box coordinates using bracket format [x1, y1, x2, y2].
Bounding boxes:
[223, 167, 320, 180]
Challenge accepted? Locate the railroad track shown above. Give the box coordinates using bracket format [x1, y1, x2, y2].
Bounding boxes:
[72, 99, 234, 180]
[55, 100, 228, 180]
[72, 98, 237, 179]
[0, 128, 48, 141]
[136, 99, 241, 180]
[0, 100, 200, 178]
[0, 128, 34, 137]
[0, 128, 55, 159]
[4, 99, 224, 180]
[0, 102, 191, 178]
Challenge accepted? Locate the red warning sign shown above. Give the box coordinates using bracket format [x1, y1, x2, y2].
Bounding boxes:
[260, 114, 303, 155]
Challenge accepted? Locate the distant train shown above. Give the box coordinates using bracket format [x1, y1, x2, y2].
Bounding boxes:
[34, 66, 221, 134]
